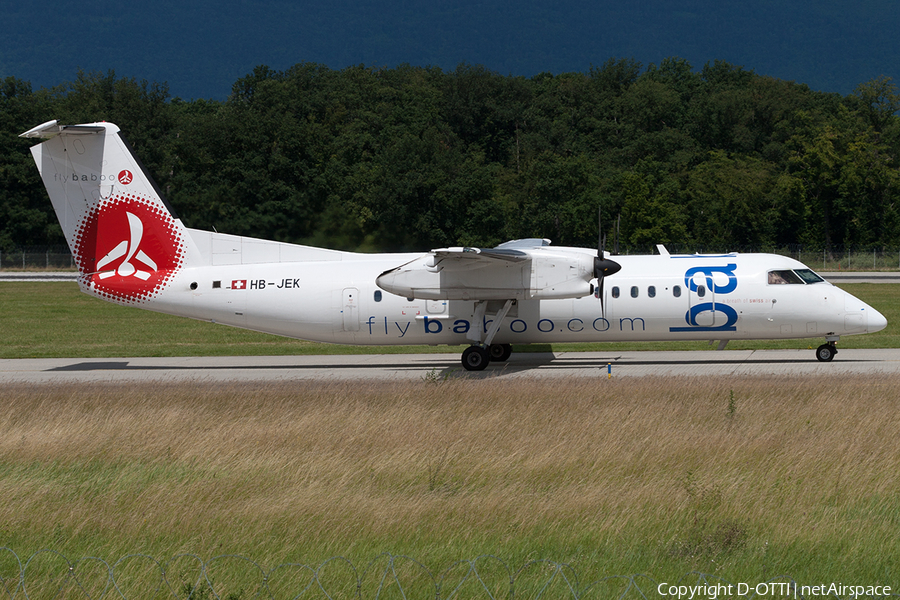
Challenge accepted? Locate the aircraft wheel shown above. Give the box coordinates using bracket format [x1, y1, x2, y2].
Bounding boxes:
[462, 346, 490, 371]
[489, 343, 512, 362]
[815, 343, 837, 362]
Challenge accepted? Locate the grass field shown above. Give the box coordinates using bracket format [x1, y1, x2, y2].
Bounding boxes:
[1, 377, 898, 594]
[1, 282, 898, 596]
[1, 282, 897, 358]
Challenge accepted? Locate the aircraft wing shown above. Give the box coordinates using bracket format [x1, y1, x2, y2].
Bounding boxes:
[376, 240, 596, 301]
[428, 246, 529, 266]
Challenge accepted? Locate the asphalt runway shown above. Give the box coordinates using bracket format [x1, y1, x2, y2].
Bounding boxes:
[2, 349, 899, 384]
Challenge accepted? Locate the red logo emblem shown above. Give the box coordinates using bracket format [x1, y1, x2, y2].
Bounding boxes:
[73, 192, 185, 304]
[232, 280, 247, 290]
[118, 170, 133, 185]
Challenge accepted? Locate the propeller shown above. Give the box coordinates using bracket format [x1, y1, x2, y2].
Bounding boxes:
[594, 207, 621, 316]
[615, 214, 620, 256]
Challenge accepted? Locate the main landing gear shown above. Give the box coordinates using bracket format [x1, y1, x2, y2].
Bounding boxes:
[489, 342, 513, 361]
[460, 299, 515, 371]
[462, 343, 512, 371]
[815, 335, 839, 362]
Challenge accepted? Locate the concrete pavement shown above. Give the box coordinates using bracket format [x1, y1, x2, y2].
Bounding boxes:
[2, 349, 898, 384]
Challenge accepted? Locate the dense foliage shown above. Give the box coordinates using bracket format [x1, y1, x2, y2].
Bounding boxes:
[2, 60, 899, 254]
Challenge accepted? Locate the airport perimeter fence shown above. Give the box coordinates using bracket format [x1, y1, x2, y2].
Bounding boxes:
[0, 246, 74, 271]
[3, 245, 900, 272]
[0, 549, 897, 600]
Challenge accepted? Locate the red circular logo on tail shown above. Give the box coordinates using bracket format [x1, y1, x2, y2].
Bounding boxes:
[73, 192, 186, 304]
[118, 170, 133, 185]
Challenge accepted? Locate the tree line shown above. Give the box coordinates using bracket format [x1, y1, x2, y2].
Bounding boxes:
[2, 59, 899, 255]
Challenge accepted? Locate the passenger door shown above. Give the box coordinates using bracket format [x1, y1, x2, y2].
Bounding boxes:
[342, 287, 359, 332]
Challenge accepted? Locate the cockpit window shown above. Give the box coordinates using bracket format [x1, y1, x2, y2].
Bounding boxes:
[795, 269, 825, 284]
[768, 270, 804, 285]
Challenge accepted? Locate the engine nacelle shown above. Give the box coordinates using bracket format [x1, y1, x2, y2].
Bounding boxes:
[376, 247, 595, 301]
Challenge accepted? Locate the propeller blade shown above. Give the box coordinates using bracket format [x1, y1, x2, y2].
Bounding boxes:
[595, 205, 621, 317]
[615, 214, 620, 255]
[593, 255, 620, 318]
[598, 274, 605, 317]
[598, 206, 603, 256]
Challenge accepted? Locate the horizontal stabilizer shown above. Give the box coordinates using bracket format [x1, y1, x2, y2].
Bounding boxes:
[20, 120, 106, 138]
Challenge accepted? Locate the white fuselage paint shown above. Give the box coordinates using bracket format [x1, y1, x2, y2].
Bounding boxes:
[117, 250, 885, 347]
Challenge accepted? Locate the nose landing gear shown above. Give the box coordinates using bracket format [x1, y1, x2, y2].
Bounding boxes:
[815, 336, 839, 362]
[815, 343, 837, 362]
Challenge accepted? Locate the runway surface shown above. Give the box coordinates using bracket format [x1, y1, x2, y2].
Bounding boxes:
[2, 349, 899, 384]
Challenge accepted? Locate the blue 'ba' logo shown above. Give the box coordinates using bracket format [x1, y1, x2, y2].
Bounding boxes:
[669, 264, 738, 332]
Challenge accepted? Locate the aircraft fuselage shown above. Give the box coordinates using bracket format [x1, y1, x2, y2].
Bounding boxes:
[133, 249, 883, 347]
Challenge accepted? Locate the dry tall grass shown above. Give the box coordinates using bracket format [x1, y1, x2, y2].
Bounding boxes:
[1, 375, 898, 581]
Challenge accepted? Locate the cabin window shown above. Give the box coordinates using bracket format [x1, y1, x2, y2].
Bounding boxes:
[648, 286, 656, 298]
[673, 285, 681, 298]
[697, 285, 706, 298]
[768, 270, 804, 285]
[631, 286, 639, 298]
[374, 290, 383, 302]
[611, 286, 620, 299]
[212, 281, 221, 289]
[795, 269, 825, 284]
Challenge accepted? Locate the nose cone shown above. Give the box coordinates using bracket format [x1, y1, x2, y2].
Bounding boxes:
[841, 290, 887, 334]
[868, 305, 888, 333]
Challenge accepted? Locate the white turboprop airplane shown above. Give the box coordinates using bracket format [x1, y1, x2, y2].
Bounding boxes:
[22, 120, 887, 370]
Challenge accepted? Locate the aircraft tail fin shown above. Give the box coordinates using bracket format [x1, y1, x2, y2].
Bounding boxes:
[21, 120, 199, 304]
